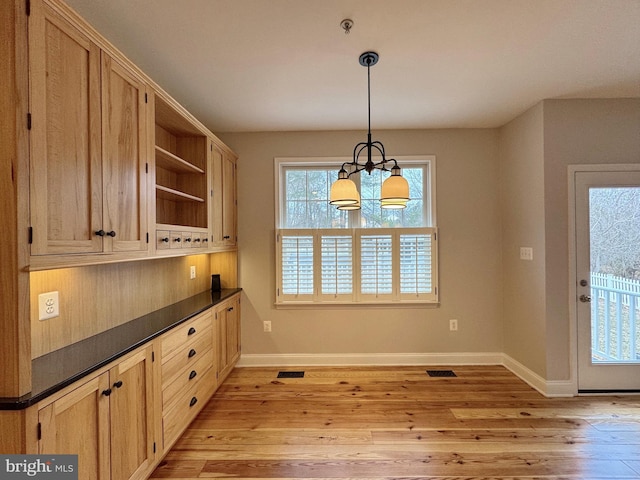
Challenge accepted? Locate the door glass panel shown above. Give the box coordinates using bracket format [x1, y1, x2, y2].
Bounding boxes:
[589, 187, 640, 364]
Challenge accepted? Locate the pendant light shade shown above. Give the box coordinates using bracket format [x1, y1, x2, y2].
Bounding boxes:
[380, 165, 409, 209]
[329, 51, 409, 210]
[329, 169, 360, 206]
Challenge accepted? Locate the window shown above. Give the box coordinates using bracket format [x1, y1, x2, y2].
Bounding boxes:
[275, 157, 438, 304]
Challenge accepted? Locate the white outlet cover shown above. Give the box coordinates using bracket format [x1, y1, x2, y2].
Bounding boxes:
[38, 291, 60, 321]
[190, 265, 196, 279]
[520, 247, 534, 261]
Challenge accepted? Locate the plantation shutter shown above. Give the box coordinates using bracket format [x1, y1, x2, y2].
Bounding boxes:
[359, 233, 394, 299]
[277, 232, 314, 301]
[399, 231, 437, 300]
[320, 234, 353, 300]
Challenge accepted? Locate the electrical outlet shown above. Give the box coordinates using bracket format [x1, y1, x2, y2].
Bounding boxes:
[190, 265, 196, 279]
[520, 247, 533, 261]
[39, 291, 60, 321]
[263, 320, 272, 332]
[449, 319, 458, 331]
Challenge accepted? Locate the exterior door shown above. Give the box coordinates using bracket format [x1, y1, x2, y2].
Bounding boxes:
[574, 167, 640, 391]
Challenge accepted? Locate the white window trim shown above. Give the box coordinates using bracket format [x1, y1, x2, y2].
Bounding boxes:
[274, 156, 437, 229]
[274, 156, 438, 307]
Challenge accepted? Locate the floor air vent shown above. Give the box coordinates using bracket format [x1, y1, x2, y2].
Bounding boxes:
[426, 370, 457, 377]
[277, 371, 305, 378]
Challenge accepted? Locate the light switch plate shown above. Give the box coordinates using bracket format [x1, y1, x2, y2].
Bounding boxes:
[38, 291, 60, 320]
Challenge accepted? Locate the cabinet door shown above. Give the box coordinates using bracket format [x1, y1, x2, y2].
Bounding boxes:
[29, 0, 103, 255]
[210, 145, 237, 248]
[109, 345, 155, 480]
[215, 305, 228, 378]
[225, 296, 241, 366]
[101, 53, 148, 253]
[39, 373, 111, 480]
[221, 152, 237, 246]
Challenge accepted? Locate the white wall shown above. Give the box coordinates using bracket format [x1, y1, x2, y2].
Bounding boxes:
[219, 129, 503, 361]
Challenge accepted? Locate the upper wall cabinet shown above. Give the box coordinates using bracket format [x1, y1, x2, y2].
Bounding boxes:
[29, 1, 149, 257]
[211, 144, 237, 248]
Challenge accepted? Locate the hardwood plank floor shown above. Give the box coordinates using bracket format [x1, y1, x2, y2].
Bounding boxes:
[150, 365, 640, 479]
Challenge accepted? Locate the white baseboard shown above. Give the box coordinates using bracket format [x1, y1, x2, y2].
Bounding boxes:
[237, 352, 577, 397]
[237, 352, 504, 367]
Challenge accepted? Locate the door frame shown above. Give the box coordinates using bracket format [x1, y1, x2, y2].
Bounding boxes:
[568, 164, 640, 394]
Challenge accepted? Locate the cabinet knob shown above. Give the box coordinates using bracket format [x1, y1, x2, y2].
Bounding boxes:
[106, 230, 116, 237]
[113, 380, 123, 389]
[189, 396, 198, 407]
[188, 348, 197, 358]
[187, 327, 196, 336]
[189, 370, 197, 380]
[223, 235, 231, 240]
[95, 230, 106, 237]
[101, 388, 112, 397]
[227, 306, 234, 312]
[194, 238, 201, 243]
[203, 238, 208, 243]
[184, 237, 192, 242]
[174, 237, 181, 243]
[161, 237, 169, 243]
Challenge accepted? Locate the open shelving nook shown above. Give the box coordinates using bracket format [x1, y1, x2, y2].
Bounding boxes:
[154, 94, 209, 230]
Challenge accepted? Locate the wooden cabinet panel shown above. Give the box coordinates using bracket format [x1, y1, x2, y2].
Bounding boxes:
[108, 345, 155, 480]
[210, 144, 237, 248]
[215, 294, 241, 382]
[38, 344, 156, 480]
[101, 54, 149, 253]
[29, 0, 103, 255]
[38, 373, 111, 480]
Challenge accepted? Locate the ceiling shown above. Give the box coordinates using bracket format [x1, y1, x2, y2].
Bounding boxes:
[64, 0, 640, 133]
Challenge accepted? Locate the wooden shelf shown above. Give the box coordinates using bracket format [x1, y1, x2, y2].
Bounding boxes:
[155, 146, 205, 174]
[156, 185, 205, 203]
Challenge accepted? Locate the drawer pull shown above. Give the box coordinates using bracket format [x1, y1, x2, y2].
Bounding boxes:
[101, 388, 112, 397]
[189, 370, 197, 380]
[188, 348, 197, 358]
[227, 306, 234, 312]
[95, 229, 106, 237]
[106, 230, 117, 237]
[187, 327, 196, 336]
[189, 396, 198, 407]
[161, 237, 169, 243]
[174, 237, 181, 243]
[113, 380, 123, 389]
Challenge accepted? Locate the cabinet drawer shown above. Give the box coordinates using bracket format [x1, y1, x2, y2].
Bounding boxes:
[161, 310, 212, 363]
[162, 347, 213, 411]
[162, 367, 216, 449]
[161, 329, 212, 387]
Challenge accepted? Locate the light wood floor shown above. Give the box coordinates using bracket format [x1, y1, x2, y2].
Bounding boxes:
[150, 365, 640, 479]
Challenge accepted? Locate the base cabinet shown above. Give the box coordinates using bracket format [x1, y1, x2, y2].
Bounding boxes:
[38, 345, 156, 480]
[215, 295, 241, 383]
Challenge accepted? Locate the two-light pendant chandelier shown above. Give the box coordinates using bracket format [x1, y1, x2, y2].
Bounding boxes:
[329, 51, 410, 210]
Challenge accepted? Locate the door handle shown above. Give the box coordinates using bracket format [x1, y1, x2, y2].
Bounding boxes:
[579, 294, 591, 303]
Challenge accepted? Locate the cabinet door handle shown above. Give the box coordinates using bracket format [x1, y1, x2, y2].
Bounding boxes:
[101, 388, 112, 397]
[189, 370, 197, 380]
[189, 396, 198, 407]
[187, 327, 196, 336]
[95, 230, 106, 237]
[223, 235, 231, 240]
[188, 348, 197, 358]
[106, 230, 116, 237]
[113, 380, 123, 389]
[227, 307, 234, 312]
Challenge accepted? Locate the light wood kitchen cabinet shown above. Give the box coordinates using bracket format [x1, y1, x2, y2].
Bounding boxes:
[215, 294, 241, 383]
[37, 344, 156, 480]
[29, 0, 149, 258]
[158, 309, 217, 452]
[211, 144, 238, 248]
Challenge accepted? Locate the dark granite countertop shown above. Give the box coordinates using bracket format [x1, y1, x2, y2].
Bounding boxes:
[0, 288, 242, 410]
